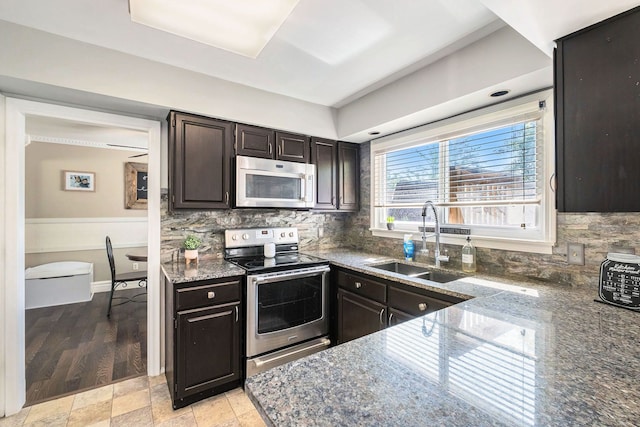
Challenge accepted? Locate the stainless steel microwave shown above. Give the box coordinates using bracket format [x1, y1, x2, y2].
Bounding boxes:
[236, 156, 315, 208]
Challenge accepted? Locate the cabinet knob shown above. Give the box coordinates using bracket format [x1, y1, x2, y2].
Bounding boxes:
[355, 282, 362, 289]
[207, 291, 216, 299]
[418, 302, 428, 311]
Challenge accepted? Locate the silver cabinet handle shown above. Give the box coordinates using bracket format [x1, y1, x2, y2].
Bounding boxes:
[418, 302, 428, 311]
[268, 143, 272, 155]
[355, 282, 362, 289]
[379, 308, 385, 325]
[225, 192, 229, 204]
[235, 305, 239, 322]
[207, 291, 216, 299]
[278, 144, 282, 156]
[389, 312, 394, 323]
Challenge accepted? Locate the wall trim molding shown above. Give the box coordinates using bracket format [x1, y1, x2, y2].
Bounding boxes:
[26, 217, 147, 224]
[25, 217, 148, 254]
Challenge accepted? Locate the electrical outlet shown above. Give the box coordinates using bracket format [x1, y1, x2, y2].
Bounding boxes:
[132, 262, 139, 270]
[567, 243, 585, 265]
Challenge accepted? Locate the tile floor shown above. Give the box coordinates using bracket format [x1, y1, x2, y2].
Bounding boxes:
[0, 375, 267, 427]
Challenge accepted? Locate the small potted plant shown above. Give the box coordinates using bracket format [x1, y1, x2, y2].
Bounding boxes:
[386, 216, 395, 230]
[183, 235, 202, 265]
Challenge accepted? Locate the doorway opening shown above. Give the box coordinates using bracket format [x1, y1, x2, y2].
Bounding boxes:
[2, 98, 161, 416]
[23, 124, 149, 404]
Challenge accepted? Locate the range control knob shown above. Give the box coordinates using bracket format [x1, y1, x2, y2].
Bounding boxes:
[242, 233, 249, 240]
[280, 232, 286, 238]
[289, 232, 294, 237]
[231, 234, 238, 241]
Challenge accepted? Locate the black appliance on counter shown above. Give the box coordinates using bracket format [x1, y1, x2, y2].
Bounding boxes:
[224, 227, 331, 377]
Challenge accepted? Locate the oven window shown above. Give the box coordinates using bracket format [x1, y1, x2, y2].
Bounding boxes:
[257, 275, 323, 334]
[246, 174, 301, 200]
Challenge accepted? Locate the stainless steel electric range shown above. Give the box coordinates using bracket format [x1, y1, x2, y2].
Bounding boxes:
[224, 227, 331, 377]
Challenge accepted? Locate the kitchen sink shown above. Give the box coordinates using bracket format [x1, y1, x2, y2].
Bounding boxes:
[368, 262, 464, 283]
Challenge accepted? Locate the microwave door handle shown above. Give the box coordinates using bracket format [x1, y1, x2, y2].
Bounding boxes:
[300, 176, 306, 200]
[306, 175, 313, 203]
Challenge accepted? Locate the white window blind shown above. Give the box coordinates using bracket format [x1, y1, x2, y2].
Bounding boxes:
[373, 106, 545, 231]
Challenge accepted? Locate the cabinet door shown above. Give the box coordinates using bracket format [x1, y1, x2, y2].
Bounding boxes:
[276, 131, 310, 163]
[388, 308, 414, 326]
[169, 112, 233, 209]
[555, 8, 640, 212]
[176, 303, 240, 400]
[388, 286, 451, 317]
[236, 124, 275, 159]
[337, 288, 386, 344]
[337, 141, 359, 211]
[311, 138, 337, 210]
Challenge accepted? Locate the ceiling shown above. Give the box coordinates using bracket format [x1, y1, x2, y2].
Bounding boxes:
[0, 0, 638, 139]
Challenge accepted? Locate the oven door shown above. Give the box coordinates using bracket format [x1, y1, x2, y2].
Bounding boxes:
[246, 265, 330, 357]
[236, 155, 315, 208]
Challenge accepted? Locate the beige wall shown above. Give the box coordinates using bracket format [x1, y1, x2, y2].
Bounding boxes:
[25, 142, 148, 282]
[25, 142, 146, 218]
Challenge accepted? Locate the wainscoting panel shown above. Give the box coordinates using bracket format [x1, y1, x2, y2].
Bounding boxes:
[26, 217, 147, 253]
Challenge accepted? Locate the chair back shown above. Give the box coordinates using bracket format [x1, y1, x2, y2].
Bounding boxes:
[106, 236, 117, 281]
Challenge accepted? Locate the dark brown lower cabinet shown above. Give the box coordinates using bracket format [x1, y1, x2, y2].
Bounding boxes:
[334, 267, 462, 344]
[165, 275, 243, 409]
[337, 288, 386, 344]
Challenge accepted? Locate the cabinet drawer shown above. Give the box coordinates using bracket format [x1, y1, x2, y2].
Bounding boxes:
[388, 286, 451, 317]
[336, 270, 386, 303]
[176, 280, 241, 311]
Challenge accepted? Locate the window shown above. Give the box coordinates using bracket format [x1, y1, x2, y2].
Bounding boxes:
[371, 91, 555, 253]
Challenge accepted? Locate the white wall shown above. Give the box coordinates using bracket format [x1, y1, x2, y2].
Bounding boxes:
[0, 20, 338, 140]
[0, 92, 6, 417]
[337, 26, 553, 141]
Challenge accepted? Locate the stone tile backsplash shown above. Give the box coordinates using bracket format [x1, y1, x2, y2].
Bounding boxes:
[162, 142, 639, 288]
[160, 190, 350, 263]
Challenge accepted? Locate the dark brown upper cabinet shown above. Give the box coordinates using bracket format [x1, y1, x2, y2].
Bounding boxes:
[236, 124, 309, 163]
[555, 6, 640, 212]
[169, 111, 233, 209]
[311, 137, 338, 210]
[235, 123, 275, 160]
[337, 141, 359, 211]
[311, 139, 359, 211]
[275, 131, 310, 163]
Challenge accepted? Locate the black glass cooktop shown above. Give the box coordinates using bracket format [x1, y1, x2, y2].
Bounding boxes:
[227, 253, 328, 272]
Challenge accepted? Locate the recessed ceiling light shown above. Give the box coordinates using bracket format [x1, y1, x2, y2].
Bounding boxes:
[369, 131, 381, 136]
[490, 90, 510, 97]
[129, 0, 300, 58]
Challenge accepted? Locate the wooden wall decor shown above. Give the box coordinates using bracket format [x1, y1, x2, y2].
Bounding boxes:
[125, 162, 148, 209]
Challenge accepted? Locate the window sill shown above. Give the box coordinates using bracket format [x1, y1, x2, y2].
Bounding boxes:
[370, 228, 554, 254]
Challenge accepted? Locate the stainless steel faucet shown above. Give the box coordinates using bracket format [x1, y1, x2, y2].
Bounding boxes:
[420, 201, 449, 267]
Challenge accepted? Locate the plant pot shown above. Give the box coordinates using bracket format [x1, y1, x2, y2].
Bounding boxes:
[185, 249, 198, 266]
[387, 223, 394, 230]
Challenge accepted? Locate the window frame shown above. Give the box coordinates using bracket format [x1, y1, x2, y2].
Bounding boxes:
[370, 90, 556, 254]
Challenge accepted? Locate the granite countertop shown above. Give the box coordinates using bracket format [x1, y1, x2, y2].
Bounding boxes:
[161, 256, 244, 284]
[245, 250, 640, 427]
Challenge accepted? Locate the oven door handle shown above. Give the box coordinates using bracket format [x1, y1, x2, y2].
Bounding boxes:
[251, 266, 330, 285]
[253, 337, 331, 368]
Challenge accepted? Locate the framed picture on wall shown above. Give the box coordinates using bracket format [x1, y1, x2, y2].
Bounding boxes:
[125, 162, 148, 209]
[63, 170, 96, 192]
